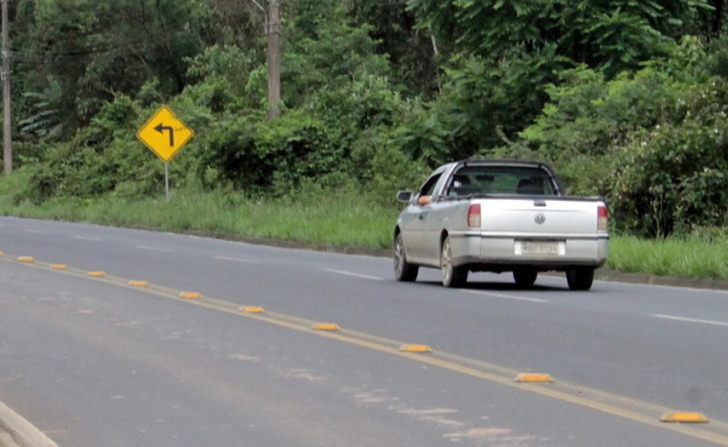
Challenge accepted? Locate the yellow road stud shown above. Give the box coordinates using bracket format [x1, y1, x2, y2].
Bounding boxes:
[129, 281, 148, 287]
[51, 264, 67, 270]
[399, 344, 433, 353]
[240, 306, 265, 313]
[88, 271, 106, 277]
[514, 373, 555, 383]
[311, 323, 340, 331]
[179, 292, 201, 299]
[660, 412, 709, 423]
[17, 256, 34, 262]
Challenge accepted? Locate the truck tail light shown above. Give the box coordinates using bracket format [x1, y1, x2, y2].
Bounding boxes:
[468, 204, 481, 228]
[597, 206, 608, 231]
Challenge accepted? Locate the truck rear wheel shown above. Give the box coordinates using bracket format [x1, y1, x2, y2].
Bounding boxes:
[566, 267, 594, 291]
[513, 268, 538, 287]
[441, 236, 468, 288]
[394, 233, 418, 282]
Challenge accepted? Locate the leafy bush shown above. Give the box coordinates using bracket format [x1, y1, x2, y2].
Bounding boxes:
[611, 80, 728, 237]
[351, 125, 430, 201]
[24, 95, 167, 201]
[521, 65, 686, 159]
[516, 40, 728, 237]
[204, 110, 345, 193]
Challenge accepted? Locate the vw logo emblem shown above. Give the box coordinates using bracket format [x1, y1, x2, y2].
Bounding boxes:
[534, 213, 546, 224]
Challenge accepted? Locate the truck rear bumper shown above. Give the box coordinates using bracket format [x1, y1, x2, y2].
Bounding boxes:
[449, 232, 608, 272]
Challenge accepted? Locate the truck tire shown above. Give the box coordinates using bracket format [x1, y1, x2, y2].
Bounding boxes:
[441, 236, 468, 288]
[513, 268, 538, 287]
[394, 233, 419, 282]
[566, 267, 594, 291]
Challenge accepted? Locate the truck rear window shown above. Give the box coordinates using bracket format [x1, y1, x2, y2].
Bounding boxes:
[446, 165, 557, 197]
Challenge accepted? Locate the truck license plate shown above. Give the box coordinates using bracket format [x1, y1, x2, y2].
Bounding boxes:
[521, 241, 560, 255]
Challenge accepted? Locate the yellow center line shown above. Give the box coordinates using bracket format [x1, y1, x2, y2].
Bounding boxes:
[3, 253, 728, 445]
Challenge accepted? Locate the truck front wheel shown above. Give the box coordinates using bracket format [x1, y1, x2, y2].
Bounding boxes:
[394, 233, 419, 282]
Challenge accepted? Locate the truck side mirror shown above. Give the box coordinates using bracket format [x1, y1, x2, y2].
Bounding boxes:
[397, 190, 414, 203]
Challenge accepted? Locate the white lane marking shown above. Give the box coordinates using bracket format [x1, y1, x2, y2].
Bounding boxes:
[74, 236, 102, 242]
[134, 245, 173, 252]
[322, 268, 384, 281]
[214, 256, 262, 264]
[652, 314, 728, 327]
[24, 229, 48, 234]
[461, 290, 549, 303]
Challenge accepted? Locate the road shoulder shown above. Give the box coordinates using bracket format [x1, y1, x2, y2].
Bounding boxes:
[0, 400, 57, 447]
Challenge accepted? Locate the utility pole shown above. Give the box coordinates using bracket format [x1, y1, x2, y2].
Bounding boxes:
[266, 0, 280, 120]
[1, 0, 11, 174]
[248, 0, 281, 120]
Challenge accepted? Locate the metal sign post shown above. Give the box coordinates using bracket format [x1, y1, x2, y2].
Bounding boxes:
[165, 162, 170, 202]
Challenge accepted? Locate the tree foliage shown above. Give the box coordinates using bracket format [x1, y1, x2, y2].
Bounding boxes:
[15, 0, 206, 127]
[18, 75, 64, 141]
[5, 0, 728, 237]
[402, 0, 717, 155]
[408, 0, 712, 75]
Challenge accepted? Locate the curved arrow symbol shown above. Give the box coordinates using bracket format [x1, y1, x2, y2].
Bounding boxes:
[154, 123, 175, 147]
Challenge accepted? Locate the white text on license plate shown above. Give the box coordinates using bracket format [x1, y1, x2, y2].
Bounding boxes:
[521, 241, 560, 255]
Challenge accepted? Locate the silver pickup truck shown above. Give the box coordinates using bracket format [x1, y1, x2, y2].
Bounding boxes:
[394, 160, 609, 290]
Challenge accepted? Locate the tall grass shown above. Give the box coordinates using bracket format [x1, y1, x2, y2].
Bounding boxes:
[608, 235, 728, 280]
[0, 187, 399, 249]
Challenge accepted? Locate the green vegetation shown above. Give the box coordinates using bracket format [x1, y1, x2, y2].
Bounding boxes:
[0, 174, 399, 249]
[609, 236, 728, 280]
[1, 0, 727, 280]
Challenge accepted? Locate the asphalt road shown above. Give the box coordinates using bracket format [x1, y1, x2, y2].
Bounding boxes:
[1, 217, 727, 446]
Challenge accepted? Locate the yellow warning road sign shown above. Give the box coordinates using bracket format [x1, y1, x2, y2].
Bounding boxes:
[136, 105, 194, 162]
